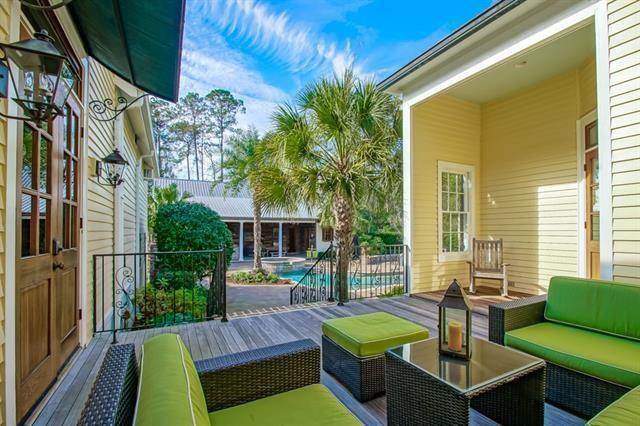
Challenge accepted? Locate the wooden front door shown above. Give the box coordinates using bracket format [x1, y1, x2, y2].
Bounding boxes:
[584, 121, 599, 279]
[17, 97, 82, 420]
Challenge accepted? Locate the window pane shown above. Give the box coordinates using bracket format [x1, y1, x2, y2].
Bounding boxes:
[459, 194, 466, 212]
[448, 173, 457, 193]
[22, 127, 34, 189]
[587, 122, 598, 149]
[21, 194, 34, 257]
[460, 213, 468, 233]
[71, 112, 78, 155]
[443, 213, 450, 233]
[442, 173, 448, 192]
[63, 154, 69, 199]
[442, 193, 449, 212]
[449, 194, 456, 212]
[38, 198, 50, 254]
[443, 233, 451, 253]
[71, 206, 77, 248]
[461, 233, 468, 252]
[63, 105, 69, 150]
[63, 203, 70, 249]
[457, 174, 464, 192]
[451, 233, 460, 252]
[71, 159, 77, 200]
[591, 214, 600, 241]
[39, 138, 50, 193]
[451, 213, 459, 232]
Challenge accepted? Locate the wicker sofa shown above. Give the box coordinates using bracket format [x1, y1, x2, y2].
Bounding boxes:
[489, 276, 640, 420]
[78, 334, 361, 425]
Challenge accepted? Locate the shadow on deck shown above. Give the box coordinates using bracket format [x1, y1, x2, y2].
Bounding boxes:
[29, 295, 579, 425]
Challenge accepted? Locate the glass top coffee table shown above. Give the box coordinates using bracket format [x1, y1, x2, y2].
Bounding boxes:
[385, 337, 545, 426]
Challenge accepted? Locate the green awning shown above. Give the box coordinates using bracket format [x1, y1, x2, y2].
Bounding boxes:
[69, 0, 185, 101]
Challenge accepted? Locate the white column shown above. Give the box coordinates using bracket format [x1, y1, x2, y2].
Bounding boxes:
[238, 221, 244, 261]
[278, 222, 283, 257]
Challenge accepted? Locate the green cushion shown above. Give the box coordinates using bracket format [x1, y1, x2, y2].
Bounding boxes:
[322, 312, 429, 357]
[587, 385, 640, 425]
[545, 276, 640, 341]
[209, 384, 361, 426]
[134, 334, 210, 426]
[505, 322, 640, 388]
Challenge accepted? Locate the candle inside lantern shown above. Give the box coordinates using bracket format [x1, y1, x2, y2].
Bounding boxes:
[448, 321, 463, 352]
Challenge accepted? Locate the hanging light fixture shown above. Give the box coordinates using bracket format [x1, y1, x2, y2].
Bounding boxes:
[96, 148, 129, 188]
[0, 29, 76, 123]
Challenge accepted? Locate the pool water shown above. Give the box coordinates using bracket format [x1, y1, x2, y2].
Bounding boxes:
[278, 270, 403, 288]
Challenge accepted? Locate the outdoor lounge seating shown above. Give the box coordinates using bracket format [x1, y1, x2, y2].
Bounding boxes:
[489, 276, 640, 420]
[322, 312, 429, 402]
[78, 334, 361, 426]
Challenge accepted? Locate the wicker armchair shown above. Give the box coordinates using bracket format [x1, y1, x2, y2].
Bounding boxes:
[78, 339, 320, 425]
[489, 297, 630, 419]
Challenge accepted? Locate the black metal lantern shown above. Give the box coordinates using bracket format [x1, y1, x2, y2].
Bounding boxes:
[0, 29, 76, 123]
[97, 148, 128, 187]
[438, 279, 473, 360]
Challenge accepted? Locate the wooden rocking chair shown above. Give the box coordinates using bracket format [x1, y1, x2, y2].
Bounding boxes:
[466, 238, 510, 296]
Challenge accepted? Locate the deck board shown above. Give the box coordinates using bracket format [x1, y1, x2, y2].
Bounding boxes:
[29, 295, 583, 425]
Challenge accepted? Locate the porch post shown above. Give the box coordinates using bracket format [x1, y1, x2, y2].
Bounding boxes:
[278, 222, 283, 257]
[238, 221, 244, 261]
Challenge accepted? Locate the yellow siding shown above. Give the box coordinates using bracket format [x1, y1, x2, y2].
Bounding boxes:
[0, 2, 9, 421]
[608, 0, 640, 283]
[480, 71, 583, 294]
[411, 62, 598, 295]
[411, 95, 481, 293]
[86, 60, 117, 340]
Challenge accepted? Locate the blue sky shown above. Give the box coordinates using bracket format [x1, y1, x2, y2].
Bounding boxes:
[180, 0, 495, 133]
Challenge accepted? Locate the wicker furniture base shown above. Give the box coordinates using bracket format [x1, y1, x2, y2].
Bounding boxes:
[78, 344, 138, 426]
[385, 352, 545, 426]
[322, 335, 385, 402]
[489, 296, 632, 419]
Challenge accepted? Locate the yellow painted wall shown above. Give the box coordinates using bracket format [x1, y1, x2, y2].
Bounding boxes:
[410, 95, 481, 293]
[480, 70, 587, 294]
[0, 2, 8, 421]
[608, 0, 640, 283]
[410, 61, 597, 295]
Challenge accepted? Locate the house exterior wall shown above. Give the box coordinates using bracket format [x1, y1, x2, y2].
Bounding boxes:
[410, 95, 481, 293]
[479, 68, 594, 294]
[608, 0, 640, 284]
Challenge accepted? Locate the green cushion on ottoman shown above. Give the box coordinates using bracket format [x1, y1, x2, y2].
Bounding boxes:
[209, 384, 362, 425]
[322, 312, 429, 358]
[587, 385, 640, 425]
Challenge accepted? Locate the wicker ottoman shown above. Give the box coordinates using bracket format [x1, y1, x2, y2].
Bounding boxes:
[322, 312, 429, 402]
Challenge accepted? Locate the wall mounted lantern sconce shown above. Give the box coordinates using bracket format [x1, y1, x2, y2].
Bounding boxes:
[0, 29, 76, 123]
[96, 148, 129, 188]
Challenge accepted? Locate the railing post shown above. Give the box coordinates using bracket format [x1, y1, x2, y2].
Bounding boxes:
[112, 255, 117, 344]
[92, 254, 97, 336]
[221, 249, 228, 322]
[328, 244, 335, 302]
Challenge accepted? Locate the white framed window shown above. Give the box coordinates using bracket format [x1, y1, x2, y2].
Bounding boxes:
[438, 161, 474, 262]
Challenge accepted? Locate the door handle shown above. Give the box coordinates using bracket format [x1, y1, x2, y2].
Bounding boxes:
[53, 262, 65, 271]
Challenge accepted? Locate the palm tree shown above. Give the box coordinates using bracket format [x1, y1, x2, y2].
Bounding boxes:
[259, 70, 401, 304]
[224, 127, 270, 271]
[148, 183, 192, 235]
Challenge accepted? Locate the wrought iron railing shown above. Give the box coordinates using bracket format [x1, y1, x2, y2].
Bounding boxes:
[93, 250, 227, 342]
[290, 244, 335, 304]
[290, 244, 407, 305]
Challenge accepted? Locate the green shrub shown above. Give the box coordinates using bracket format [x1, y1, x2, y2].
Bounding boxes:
[229, 271, 288, 284]
[154, 202, 233, 289]
[134, 285, 208, 326]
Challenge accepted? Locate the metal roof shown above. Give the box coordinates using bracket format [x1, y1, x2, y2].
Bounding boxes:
[153, 178, 319, 222]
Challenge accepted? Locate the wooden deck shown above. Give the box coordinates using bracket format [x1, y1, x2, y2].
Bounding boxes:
[29, 296, 581, 425]
[414, 286, 533, 316]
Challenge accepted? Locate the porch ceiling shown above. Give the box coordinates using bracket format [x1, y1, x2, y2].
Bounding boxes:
[447, 23, 595, 104]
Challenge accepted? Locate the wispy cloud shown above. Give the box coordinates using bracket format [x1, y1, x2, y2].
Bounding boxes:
[198, 0, 356, 75]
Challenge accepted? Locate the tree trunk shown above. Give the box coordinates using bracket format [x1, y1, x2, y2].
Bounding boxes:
[219, 132, 224, 182]
[253, 194, 263, 271]
[193, 133, 200, 180]
[333, 194, 354, 305]
[186, 151, 191, 180]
